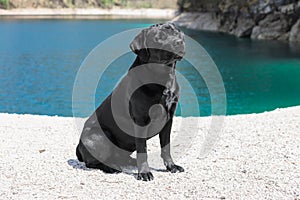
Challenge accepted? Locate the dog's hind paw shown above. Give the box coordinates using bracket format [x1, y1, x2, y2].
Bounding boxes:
[166, 164, 184, 173]
[136, 172, 154, 181]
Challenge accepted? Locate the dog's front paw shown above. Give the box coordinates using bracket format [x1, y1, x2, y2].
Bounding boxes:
[136, 172, 154, 181]
[166, 164, 184, 173]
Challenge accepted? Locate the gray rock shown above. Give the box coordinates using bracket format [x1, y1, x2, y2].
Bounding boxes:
[257, 0, 274, 14]
[188, 13, 220, 31]
[173, 12, 220, 31]
[172, 13, 202, 27]
[278, 3, 295, 14]
[296, 1, 300, 14]
[251, 26, 288, 40]
[251, 13, 290, 40]
[278, 32, 290, 41]
[234, 17, 255, 37]
[289, 19, 300, 43]
[273, 0, 294, 6]
[172, 0, 300, 41]
[219, 14, 237, 34]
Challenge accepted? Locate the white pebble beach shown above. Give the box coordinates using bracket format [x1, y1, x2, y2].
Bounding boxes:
[0, 106, 299, 199]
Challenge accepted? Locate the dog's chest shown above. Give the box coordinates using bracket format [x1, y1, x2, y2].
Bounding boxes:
[162, 76, 179, 110]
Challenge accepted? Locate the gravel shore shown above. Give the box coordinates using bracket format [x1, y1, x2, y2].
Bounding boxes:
[0, 107, 299, 199]
[0, 8, 177, 19]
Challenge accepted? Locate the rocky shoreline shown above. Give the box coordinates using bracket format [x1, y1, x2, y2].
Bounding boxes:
[0, 8, 177, 18]
[1, 1, 300, 42]
[173, 0, 300, 42]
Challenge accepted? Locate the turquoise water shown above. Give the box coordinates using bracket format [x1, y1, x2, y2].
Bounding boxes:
[0, 19, 299, 117]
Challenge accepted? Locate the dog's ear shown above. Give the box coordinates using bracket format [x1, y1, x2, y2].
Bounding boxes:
[130, 29, 149, 62]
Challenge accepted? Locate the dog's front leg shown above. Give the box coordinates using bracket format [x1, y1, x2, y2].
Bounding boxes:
[134, 125, 153, 181]
[159, 119, 184, 173]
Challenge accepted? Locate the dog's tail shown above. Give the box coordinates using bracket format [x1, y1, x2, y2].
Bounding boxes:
[76, 141, 84, 162]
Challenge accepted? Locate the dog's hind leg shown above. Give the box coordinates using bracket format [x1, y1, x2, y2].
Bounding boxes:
[86, 160, 121, 174]
[78, 127, 121, 173]
[76, 144, 84, 162]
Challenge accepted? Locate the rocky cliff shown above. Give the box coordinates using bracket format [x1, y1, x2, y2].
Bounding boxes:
[174, 0, 300, 42]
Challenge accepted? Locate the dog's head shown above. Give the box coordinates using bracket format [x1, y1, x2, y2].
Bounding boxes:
[130, 23, 185, 64]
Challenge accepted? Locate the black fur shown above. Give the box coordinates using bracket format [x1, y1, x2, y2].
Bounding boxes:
[76, 23, 185, 181]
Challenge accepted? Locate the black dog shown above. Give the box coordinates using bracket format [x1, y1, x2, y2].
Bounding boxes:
[76, 23, 185, 181]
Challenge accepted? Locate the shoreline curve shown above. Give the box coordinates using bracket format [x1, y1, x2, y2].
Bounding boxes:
[0, 8, 178, 19]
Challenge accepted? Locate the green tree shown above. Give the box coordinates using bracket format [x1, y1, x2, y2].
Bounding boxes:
[0, 0, 10, 9]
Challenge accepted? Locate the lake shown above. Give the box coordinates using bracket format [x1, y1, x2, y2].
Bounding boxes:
[0, 18, 299, 117]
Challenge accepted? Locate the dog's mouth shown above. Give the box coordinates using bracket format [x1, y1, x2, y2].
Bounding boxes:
[177, 50, 185, 57]
[173, 48, 185, 60]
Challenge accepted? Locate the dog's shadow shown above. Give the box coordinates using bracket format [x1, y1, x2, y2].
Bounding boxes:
[67, 159, 167, 176]
[67, 159, 92, 171]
